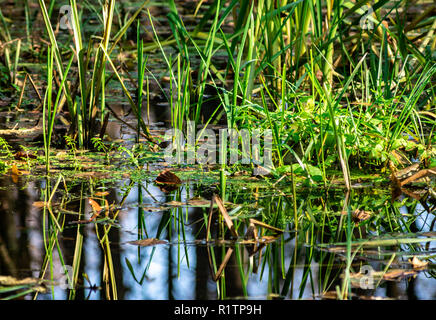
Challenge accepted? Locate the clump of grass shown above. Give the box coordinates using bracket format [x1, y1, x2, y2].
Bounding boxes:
[149, 0, 435, 181]
[37, 0, 154, 148]
[42, 46, 74, 173]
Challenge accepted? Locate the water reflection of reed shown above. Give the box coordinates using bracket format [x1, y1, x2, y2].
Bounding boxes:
[1, 175, 435, 300]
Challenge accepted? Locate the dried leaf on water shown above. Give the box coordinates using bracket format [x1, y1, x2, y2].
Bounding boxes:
[383, 269, 417, 280]
[155, 170, 182, 192]
[186, 199, 214, 207]
[400, 167, 436, 186]
[74, 171, 111, 179]
[89, 198, 102, 213]
[348, 269, 416, 286]
[10, 164, 20, 183]
[127, 238, 168, 247]
[94, 191, 110, 197]
[9, 164, 30, 183]
[14, 151, 37, 160]
[69, 199, 107, 224]
[155, 169, 181, 185]
[409, 256, 429, 269]
[32, 201, 47, 208]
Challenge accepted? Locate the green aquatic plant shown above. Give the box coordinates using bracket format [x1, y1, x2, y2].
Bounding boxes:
[42, 46, 74, 173]
[136, 19, 148, 143]
[37, 0, 153, 148]
[0, 137, 13, 159]
[150, 0, 434, 178]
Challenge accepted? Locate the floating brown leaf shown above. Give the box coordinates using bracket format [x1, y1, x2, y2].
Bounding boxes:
[409, 256, 428, 269]
[11, 164, 20, 183]
[14, 151, 37, 160]
[128, 238, 167, 247]
[383, 269, 417, 280]
[89, 198, 102, 213]
[94, 191, 110, 197]
[393, 163, 420, 180]
[32, 201, 47, 208]
[70, 199, 107, 225]
[155, 169, 182, 185]
[400, 167, 436, 186]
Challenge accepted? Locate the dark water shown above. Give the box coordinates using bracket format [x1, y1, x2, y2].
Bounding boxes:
[1, 165, 435, 300]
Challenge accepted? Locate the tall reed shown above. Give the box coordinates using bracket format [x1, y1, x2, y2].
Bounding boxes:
[38, 0, 153, 147]
[42, 46, 74, 173]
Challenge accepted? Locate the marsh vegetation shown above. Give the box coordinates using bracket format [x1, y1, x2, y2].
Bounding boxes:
[0, 0, 435, 300]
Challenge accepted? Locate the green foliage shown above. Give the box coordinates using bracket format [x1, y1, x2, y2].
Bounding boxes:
[0, 137, 13, 159]
[37, 0, 153, 148]
[143, 0, 434, 182]
[0, 159, 5, 174]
